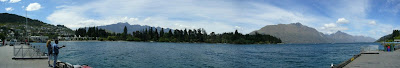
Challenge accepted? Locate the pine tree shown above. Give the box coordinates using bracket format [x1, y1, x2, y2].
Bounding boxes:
[149, 27, 153, 40]
[197, 28, 202, 42]
[168, 29, 173, 38]
[123, 26, 128, 40]
[393, 30, 399, 39]
[154, 28, 159, 41]
[144, 28, 148, 41]
[160, 28, 164, 37]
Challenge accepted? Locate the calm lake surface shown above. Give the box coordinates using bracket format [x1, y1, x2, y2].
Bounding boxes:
[32, 41, 380, 68]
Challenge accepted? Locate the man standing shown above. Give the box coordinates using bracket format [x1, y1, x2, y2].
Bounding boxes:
[52, 40, 65, 68]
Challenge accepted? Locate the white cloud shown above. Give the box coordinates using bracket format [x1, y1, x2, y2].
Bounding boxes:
[26, 3, 42, 11]
[8, 0, 20, 3]
[55, 5, 68, 9]
[0, 0, 7, 2]
[322, 0, 369, 18]
[314, 0, 393, 39]
[321, 23, 348, 34]
[366, 23, 398, 39]
[5, 7, 13, 11]
[48, 0, 324, 34]
[234, 26, 244, 33]
[336, 18, 349, 24]
[46, 0, 386, 39]
[234, 26, 242, 30]
[324, 23, 337, 28]
[368, 20, 376, 25]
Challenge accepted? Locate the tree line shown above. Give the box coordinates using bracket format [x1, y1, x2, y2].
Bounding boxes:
[75, 26, 282, 44]
[389, 30, 400, 42]
[377, 30, 400, 42]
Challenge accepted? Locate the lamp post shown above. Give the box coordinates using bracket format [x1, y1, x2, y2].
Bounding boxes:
[25, 10, 29, 45]
[25, 11, 27, 43]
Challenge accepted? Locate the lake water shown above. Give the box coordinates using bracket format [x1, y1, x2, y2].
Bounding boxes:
[32, 41, 380, 68]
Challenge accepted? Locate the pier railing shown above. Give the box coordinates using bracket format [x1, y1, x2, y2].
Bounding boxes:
[12, 43, 47, 59]
[381, 42, 400, 51]
[360, 45, 379, 53]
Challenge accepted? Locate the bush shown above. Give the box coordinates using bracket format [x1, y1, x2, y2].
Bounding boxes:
[126, 37, 136, 41]
[107, 36, 117, 41]
[395, 36, 400, 39]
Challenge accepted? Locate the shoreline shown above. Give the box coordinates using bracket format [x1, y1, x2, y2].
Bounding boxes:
[54, 40, 282, 45]
[53, 40, 378, 45]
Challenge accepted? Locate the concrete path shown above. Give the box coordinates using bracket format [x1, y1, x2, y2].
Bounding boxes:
[345, 50, 400, 68]
[0, 45, 51, 68]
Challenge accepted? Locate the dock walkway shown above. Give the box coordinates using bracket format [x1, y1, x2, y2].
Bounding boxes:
[344, 50, 400, 68]
[0, 45, 51, 68]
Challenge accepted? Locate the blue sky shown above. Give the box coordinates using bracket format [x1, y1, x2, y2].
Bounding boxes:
[1, 0, 400, 39]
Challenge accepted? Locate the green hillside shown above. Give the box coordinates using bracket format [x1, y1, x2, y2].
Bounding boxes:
[0, 13, 74, 39]
[376, 30, 400, 42]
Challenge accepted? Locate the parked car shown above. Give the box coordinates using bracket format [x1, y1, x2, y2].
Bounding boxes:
[10, 39, 17, 46]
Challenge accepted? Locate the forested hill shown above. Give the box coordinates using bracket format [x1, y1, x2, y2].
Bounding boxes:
[1, 13, 44, 26]
[75, 26, 282, 44]
[0, 13, 74, 37]
[376, 30, 400, 42]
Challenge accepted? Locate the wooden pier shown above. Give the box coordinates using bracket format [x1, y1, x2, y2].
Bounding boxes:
[342, 50, 400, 68]
[335, 42, 400, 68]
[0, 45, 51, 68]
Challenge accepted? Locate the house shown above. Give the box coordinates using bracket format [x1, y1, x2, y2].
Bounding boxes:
[394, 39, 400, 42]
[30, 36, 49, 42]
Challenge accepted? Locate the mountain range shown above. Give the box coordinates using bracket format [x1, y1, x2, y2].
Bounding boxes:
[96, 22, 172, 34]
[0, 13, 377, 44]
[250, 23, 376, 43]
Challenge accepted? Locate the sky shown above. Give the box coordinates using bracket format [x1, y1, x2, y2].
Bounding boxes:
[1, 0, 400, 39]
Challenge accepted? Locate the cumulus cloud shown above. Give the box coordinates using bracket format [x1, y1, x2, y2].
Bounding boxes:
[336, 18, 349, 24]
[0, 0, 7, 2]
[26, 3, 42, 11]
[8, 0, 20, 3]
[5, 7, 13, 11]
[368, 20, 376, 25]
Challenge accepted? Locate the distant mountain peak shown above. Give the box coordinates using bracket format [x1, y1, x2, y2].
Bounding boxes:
[291, 22, 302, 24]
[115, 22, 130, 25]
[333, 31, 347, 34]
[290, 22, 303, 26]
[96, 22, 173, 34]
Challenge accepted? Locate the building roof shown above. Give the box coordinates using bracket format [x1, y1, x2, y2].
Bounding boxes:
[394, 39, 400, 42]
